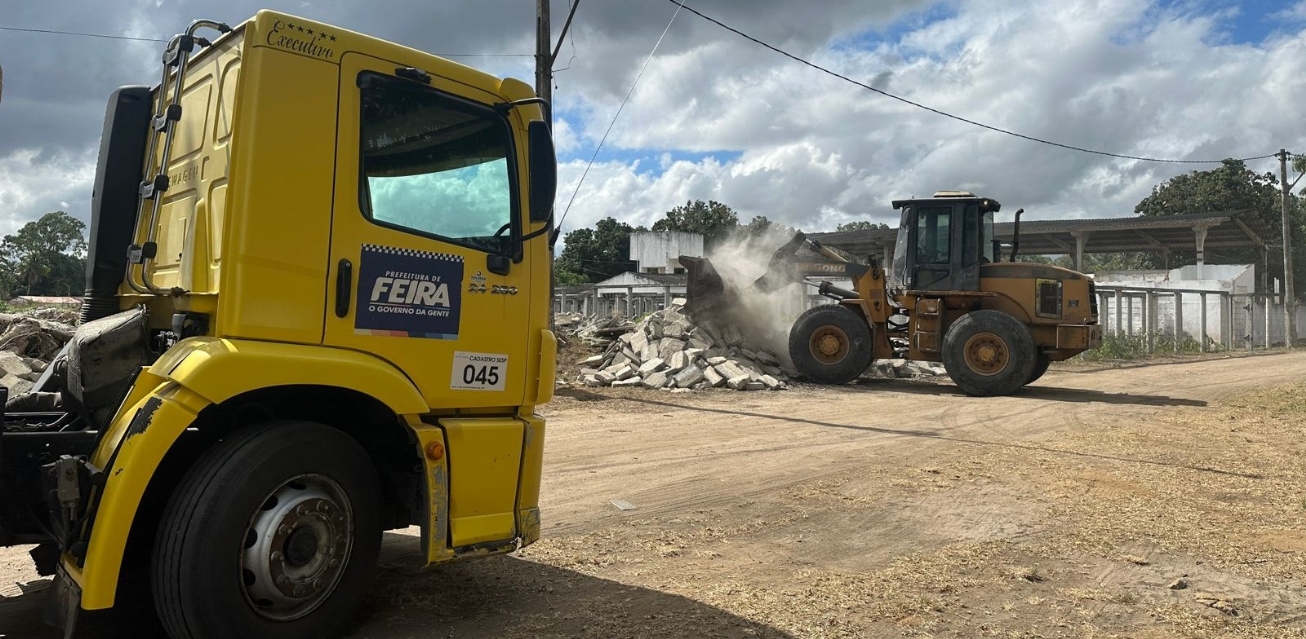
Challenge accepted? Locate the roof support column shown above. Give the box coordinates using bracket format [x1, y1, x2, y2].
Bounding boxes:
[1193, 223, 1211, 279]
[1071, 231, 1090, 272]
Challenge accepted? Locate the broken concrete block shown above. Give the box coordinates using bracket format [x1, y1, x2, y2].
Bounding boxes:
[706, 356, 728, 366]
[703, 366, 725, 387]
[580, 368, 600, 377]
[594, 371, 617, 385]
[739, 348, 758, 361]
[613, 365, 637, 381]
[642, 371, 670, 389]
[658, 338, 686, 362]
[743, 381, 767, 391]
[756, 351, 780, 366]
[583, 375, 605, 387]
[673, 365, 705, 388]
[667, 351, 688, 373]
[638, 358, 667, 375]
[612, 377, 643, 388]
[0, 352, 33, 378]
[611, 353, 631, 368]
[672, 297, 688, 307]
[759, 374, 785, 390]
[687, 337, 712, 351]
[684, 348, 705, 362]
[581, 353, 608, 366]
[761, 364, 784, 377]
[726, 374, 751, 390]
[629, 331, 649, 354]
[664, 322, 685, 339]
[640, 343, 658, 363]
[649, 321, 664, 340]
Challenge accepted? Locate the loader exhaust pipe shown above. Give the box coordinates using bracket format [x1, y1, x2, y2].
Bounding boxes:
[1009, 208, 1024, 262]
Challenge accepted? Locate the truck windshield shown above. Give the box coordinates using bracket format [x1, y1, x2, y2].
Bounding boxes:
[359, 74, 517, 254]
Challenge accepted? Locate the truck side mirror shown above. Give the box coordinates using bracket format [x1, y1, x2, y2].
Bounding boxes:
[528, 120, 556, 223]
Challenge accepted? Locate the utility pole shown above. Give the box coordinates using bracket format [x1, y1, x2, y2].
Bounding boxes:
[536, 0, 551, 124]
[1279, 149, 1297, 347]
[537, 0, 579, 326]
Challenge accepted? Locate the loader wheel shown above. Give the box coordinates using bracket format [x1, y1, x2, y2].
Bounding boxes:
[1026, 352, 1051, 386]
[942, 310, 1036, 397]
[789, 305, 873, 385]
[153, 421, 381, 639]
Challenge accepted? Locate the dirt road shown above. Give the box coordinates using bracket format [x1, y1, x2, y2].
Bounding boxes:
[4, 352, 1305, 638]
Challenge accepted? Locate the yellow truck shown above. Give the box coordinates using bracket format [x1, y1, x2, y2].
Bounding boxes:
[0, 11, 556, 638]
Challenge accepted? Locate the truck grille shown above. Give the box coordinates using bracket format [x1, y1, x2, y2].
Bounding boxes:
[1036, 279, 1062, 318]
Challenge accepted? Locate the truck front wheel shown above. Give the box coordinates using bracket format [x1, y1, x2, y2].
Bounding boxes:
[942, 310, 1036, 397]
[153, 421, 382, 639]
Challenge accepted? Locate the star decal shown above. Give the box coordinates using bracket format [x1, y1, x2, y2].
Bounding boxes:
[307, 28, 315, 36]
[296, 25, 305, 33]
[329, 34, 337, 42]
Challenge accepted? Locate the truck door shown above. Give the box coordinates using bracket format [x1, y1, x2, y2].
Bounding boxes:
[324, 53, 532, 410]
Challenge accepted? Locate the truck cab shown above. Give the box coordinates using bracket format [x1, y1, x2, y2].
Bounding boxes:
[0, 12, 556, 638]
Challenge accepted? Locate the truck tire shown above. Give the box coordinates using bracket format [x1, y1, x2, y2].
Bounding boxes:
[1026, 352, 1051, 386]
[153, 421, 381, 639]
[788, 304, 874, 385]
[941, 310, 1036, 397]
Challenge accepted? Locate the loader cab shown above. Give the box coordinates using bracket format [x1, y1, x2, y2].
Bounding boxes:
[891, 191, 998, 292]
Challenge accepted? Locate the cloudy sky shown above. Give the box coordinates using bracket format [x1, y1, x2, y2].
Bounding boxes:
[0, 0, 1304, 242]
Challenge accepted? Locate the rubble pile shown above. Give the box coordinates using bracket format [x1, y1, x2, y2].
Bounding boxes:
[572, 299, 793, 391]
[557, 313, 635, 348]
[0, 312, 76, 396]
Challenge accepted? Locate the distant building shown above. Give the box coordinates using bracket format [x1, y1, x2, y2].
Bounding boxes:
[8, 296, 82, 308]
[629, 231, 703, 274]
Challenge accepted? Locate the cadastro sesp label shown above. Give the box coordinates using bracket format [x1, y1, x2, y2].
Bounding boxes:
[451, 351, 507, 391]
[355, 244, 463, 339]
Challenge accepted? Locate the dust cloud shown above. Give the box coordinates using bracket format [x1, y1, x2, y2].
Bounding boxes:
[694, 227, 821, 369]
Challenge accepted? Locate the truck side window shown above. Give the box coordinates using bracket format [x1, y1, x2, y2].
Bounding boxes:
[915, 207, 951, 264]
[358, 74, 516, 254]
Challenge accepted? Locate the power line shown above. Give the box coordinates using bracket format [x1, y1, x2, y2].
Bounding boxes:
[0, 25, 166, 42]
[0, 24, 532, 58]
[666, 0, 1277, 166]
[558, 0, 687, 230]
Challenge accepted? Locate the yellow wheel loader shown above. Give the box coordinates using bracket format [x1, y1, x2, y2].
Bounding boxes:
[684, 192, 1101, 396]
[0, 12, 557, 638]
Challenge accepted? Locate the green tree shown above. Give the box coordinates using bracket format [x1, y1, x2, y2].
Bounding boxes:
[0, 211, 87, 298]
[554, 217, 641, 282]
[1134, 159, 1304, 292]
[742, 215, 795, 239]
[651, 200, 739, 248]
[834, 221, 890, 232]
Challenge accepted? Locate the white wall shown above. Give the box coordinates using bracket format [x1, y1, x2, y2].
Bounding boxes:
[630, 232, 704, 273]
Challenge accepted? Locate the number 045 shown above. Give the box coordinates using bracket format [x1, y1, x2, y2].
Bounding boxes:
[462, 364, 500, 386]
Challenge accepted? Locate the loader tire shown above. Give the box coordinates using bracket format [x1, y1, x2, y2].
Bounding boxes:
[153, 421, 381, 639]
[789, 304, 874, 385]
[942, 310, 1036, 397]
[1025, 352, 1051, 386]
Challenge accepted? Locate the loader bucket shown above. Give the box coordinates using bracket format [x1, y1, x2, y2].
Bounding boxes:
[679, 255, 729, 316]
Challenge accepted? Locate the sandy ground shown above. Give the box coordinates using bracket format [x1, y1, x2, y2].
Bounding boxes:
[3, 352, 1306, 638]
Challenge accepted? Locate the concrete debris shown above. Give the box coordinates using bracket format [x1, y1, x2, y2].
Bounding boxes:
[0, 310, 77, 400]
[559, 300, 949, 392]
[562, 300, 789, 392]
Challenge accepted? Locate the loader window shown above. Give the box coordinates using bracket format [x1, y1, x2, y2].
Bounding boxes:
[358, 73, 516, 254]
[982, 211, 995, 263]
[962, 204, 979, 267]
[914, 207, 951, 264]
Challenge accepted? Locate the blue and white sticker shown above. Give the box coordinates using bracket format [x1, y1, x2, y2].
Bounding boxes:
[355, 244, 463, 339]
[451, 351, 508, 391]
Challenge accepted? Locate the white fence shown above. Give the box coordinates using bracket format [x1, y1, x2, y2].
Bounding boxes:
[1095, 285, 1304, 352]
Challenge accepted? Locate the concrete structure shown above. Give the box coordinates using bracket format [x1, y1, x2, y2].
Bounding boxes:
[630, 231, 704, 274]
[810, 209, 1273, 277]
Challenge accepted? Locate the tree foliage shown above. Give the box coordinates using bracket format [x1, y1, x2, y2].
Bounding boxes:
[651, 200, 739, 248]
[554, 217, 642, 283]
[834, 221, 890, 232]
[1134, 159, 1304, 293]
[0, 211, 87, 298]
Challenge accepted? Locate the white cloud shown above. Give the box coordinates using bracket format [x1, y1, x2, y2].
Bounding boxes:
[0, 148, 97, 236]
